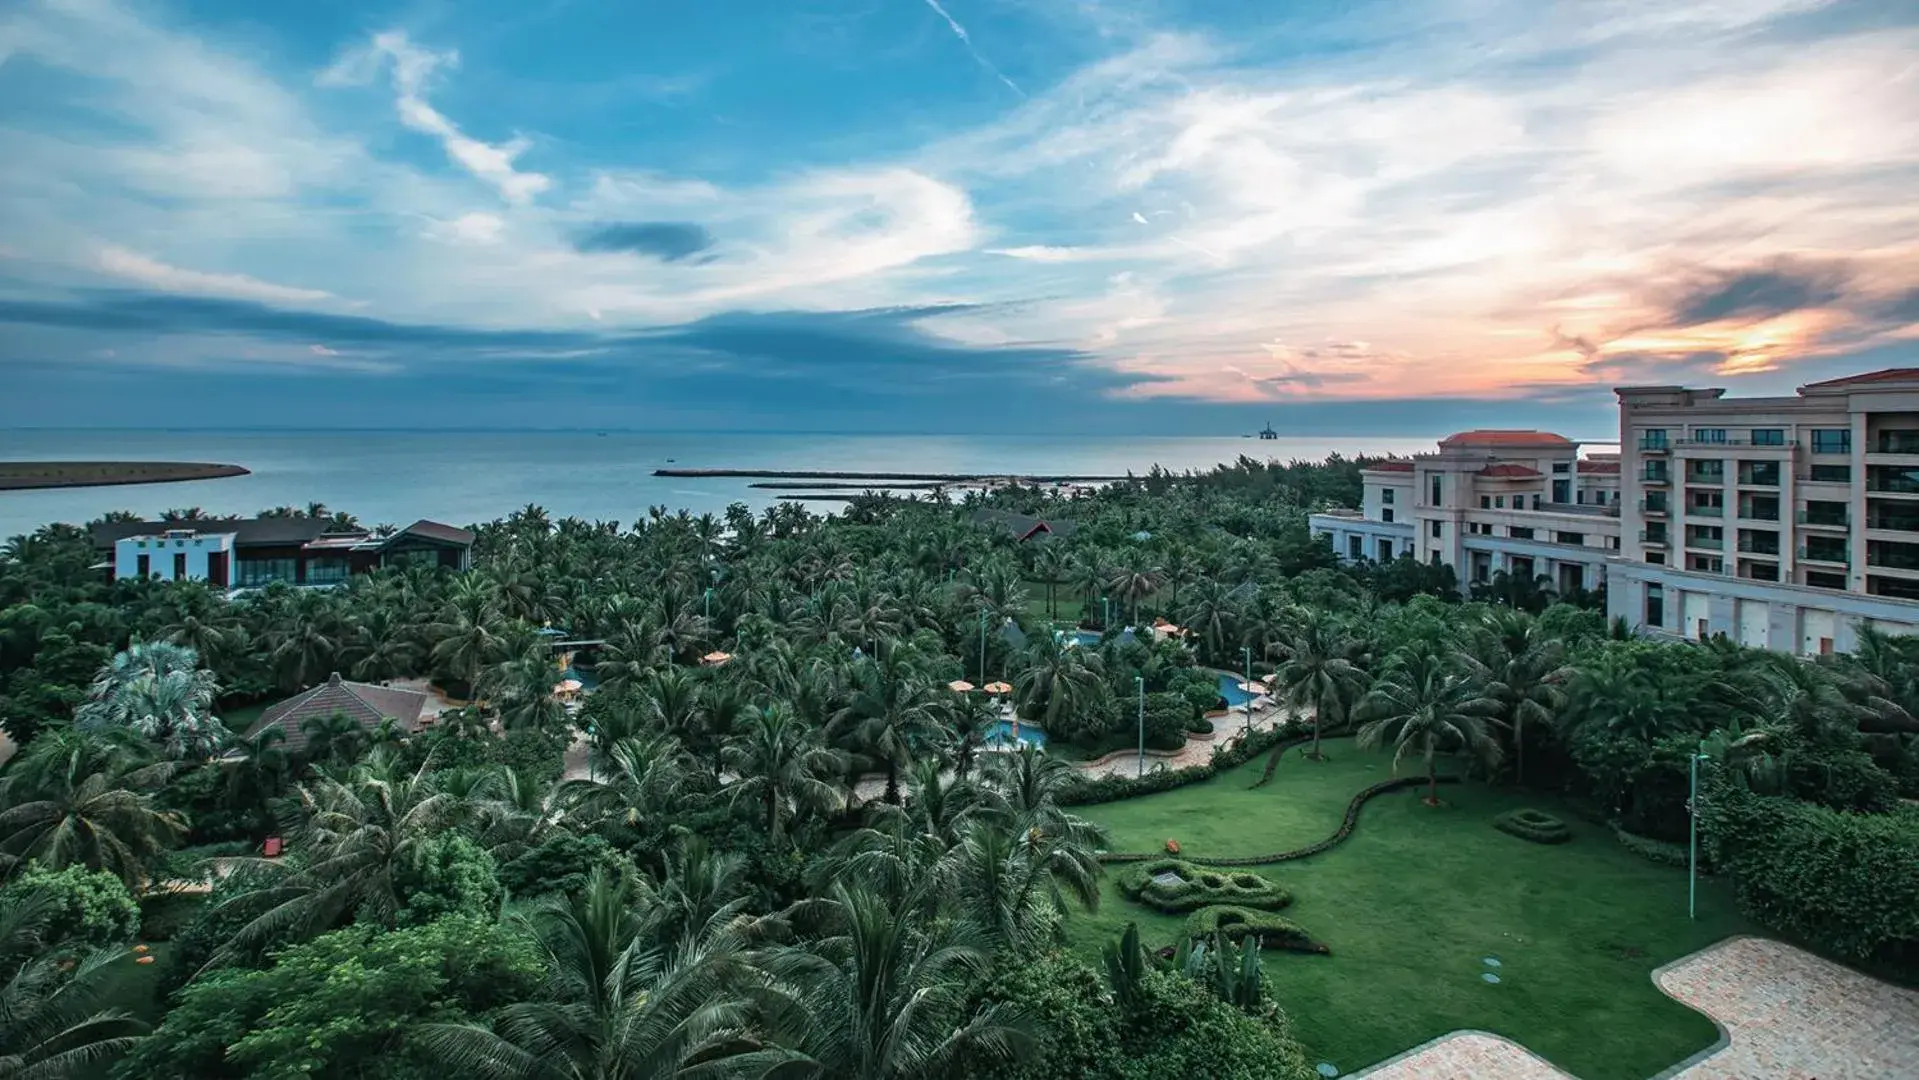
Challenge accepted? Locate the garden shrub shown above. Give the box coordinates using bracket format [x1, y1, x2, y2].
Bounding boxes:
[1117, 859, 1292, 913]
[394, 832, 503, 926]
[1614, 827, 1689, 869]
[0, 863, 140, 950]
[1493, 808, 1571, 844]
[1186, 906, 1327, 955]
[1699, 782, 1919, 975]
[1142, 692, 1194, 750]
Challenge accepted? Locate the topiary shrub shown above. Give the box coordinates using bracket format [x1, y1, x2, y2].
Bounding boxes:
[1494, 808, 1571, 844]
[1117, 859, 1292, 914]
[1186, 906, 1328, 954]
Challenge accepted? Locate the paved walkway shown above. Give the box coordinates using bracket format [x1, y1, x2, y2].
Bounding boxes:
[1351, 937, 1919, 1079]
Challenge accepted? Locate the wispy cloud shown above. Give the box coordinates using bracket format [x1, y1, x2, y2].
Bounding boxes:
[918, 0, 1024, 97]
[97, 247, 333, 304]
[321, 30, 551, 204]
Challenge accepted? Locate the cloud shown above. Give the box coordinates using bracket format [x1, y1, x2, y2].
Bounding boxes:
[918, 0, 1024, 97]
[426, 212, 506, 245]
[97, 247, 333, 304]
[1668, 259, 1852, 324]
[574, 221, 715, 261]
[322, 30, 551, 204]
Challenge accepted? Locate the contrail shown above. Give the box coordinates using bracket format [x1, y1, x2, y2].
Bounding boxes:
[920, 0, 1024, 97]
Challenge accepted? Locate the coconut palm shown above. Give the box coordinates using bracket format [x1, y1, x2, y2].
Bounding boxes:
[937, 814, 1102, 953]
[0, 884, 148, 1079]
[831, 651, 945, 805]
[1105, 562, 1165, 626]
[1012, 635, 1105, 739]
[0, 729, 183, 887]
[1355, 646, 1505, 805]
[75, 642, 226, 758]
[756, 880, 1033, 1080]
[1480, 609, 1574, 787]
[722, 703, 847, 842]
[1266, 607, 1367, 766]
[299, 711, 371, 768]
[419, 869, 769, 1080]
[558, 734, 691, 839]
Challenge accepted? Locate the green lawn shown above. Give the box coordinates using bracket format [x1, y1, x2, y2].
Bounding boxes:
[1023, 581, 1085, 624]
[1066, 738, 1752, 1080]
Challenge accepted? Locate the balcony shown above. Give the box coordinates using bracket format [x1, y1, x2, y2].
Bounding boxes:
[1639, 497, 1669, 515]
[1799, 546, 1850, 566]
[1737, 539, 1781, 556]
[1642, 468, 1671, 485]
[1736, 465, 1782, 487]
[1637, 438, 1670, 453]
[1866, 544, 1919, 572]
[1867, 516, 1919, 534]
[1686, 504, 1724, 518]
[1685, 534, 1726, 551]
[1685, 468, 1726, 485]
[1865, 466, 1919, 495]
[1798, 510, 1850, 529]
[1639, 530, 1669, 546]
[1873, 431, 1919, 454]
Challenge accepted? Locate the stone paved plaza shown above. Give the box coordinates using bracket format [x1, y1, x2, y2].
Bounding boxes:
[1351, 937, 1919, 1079]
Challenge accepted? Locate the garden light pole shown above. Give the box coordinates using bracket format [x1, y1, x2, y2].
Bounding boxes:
[1242, 645, 1254, 736]
[1136, 675, 1146, 778]
[979, 610, 988, 684]
[704, 586, 713, 622]
[1688, 741, 1707, 920]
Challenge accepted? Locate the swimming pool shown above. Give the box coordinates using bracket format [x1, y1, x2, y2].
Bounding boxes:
[986, 719, 1047, 749]
[1061, 630, 1101, 648]
[1217, 671, 1258, 708]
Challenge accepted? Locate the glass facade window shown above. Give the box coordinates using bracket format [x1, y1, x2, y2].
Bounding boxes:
[1809, 463, 1851, 483]
[1690, 428, 1727, 443]
[235, 558, 297, 587]
[1875, 430, 1919, 454]
[1556, 531, 1584, 545]
[1480, 496, 1491, 509]
[1552, 478, 1571, 502]
[1806, 571, 1846, 590]
[1750, 428, 1785, 446]
[1430, 474, 1443, 506]
[306, 556, 351, 584]
[1803, 500, 1848, 526]
[1802, 536, 1848, 563]
[1686, 460, 1725, 483]
[1509, 526, 1534, 540]
[1381, 509, 1394, 523]
[1639, 429, 1669, 450]
[1381, 488, 1394, 504]
[1867, 465, 1919, 495]
[1429, 521, 1442, 539]
[1644, 461, 1670, 482]
[1810, 429, 1852, 454]
[1645, 584, 1664, 626]
[1737, 460, 1780, 486]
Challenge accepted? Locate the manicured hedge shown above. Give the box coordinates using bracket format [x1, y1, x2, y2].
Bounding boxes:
[1060, 725, 1297, 807]
[1100, 775, 1458, 866]
[1700, 782, 1919, 974]
[1186, 906, 1328, 954]
[1493, 808, 1571, 844]
[1117, 859, 1292, 913]
[1614, 827, 1689, 869]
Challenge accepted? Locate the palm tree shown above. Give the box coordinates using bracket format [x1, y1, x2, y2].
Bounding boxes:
[1355, 647, 1505, 806]
[0, 885, 148, 1078]
[0, 730, 183, 887]
[937, 814, 1102, 953]
[722, 703, 847, 842]
[756, 881, 1033, 1080]
[419, 869, 769, 1080]
[831, 651, 944, 805]
[1012, 635, 1105, 738]
[1105, 562, 1165, 626]
[75, 642, 227, 758]
[299, 712, 370, 768]
[558, 734, 690, 839]
[1266, 608, 1367, 765]
[1480, 610, 1574, 787]
[219, 725, 291, 824]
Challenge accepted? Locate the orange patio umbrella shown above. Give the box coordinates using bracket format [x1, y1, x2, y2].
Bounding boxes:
[701, 650, 734, 666]
[948, 679, 976, 692]
[983, 681, 1013, 695]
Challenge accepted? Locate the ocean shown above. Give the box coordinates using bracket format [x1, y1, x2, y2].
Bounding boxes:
[0, 430, 1441, 538]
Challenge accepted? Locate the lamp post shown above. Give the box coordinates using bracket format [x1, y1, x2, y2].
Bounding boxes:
[1136, 675, 1146, 778]
[1242, 645, 1254, 736]
[1102, 596, 1111, 630]
[1688, 740, 1707, 920]
[703, 586, 713, 622]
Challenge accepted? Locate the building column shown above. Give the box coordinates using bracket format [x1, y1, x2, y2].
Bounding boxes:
[1768, 602, 1799, 653]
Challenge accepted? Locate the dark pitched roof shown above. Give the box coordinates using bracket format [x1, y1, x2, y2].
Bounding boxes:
[970, 509, 1077, 541]
[390, 519, 475, 546]
[249, 672, 428, 755]
[90, 518, 335, 550]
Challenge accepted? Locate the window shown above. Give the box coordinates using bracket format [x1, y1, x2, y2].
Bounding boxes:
[172, 552, 187, 579]
[1552, 462, 1570, 474]
[1494, 495, 1505, 508]
[1810, 429, 1851, 454]
[1639, 429, 1669, 450]
[136, 553, 150, 578]
[1738, 460, 1780, 486]
[1689, 555, 1724, 573]
[1480, 496, 1491, 509]
[1348, 536, 1362, 559]
[1381, 508, 1394, 523]
[1643, 522, 1668, 544]
[1741, 562, 1779, 582]
[1876, 430, 1919, 454]
[1803, 535, 1848, 563]
[1740, 494, 1780, 521]
[1751, 428, 1785, 446]
[1430, 474, 1443, 506]
[1690, 427, 1727, 443]
[1557, 531, 1584, 545]
[1868, 465, 1919, 495]
[1644, 491, 1668, 513]
[1509, 526, 1535, 540]
[1644, 461, 1670, 482]
[306, 556, 351, 585]
[1429, 521, 1442, 539]
[1687, 460, 1725, 483]
[1647, 551, 1666, 565]
[1645, 584, 1664, 627]
[235, 557, 298, 587]
[1804, 500, 1848, 526]
[1809, 463, 1851, 483]
[1805, 571, 1846, 590]
[1552, 478, 1571, 503]
[1381, 488, 1394, 505]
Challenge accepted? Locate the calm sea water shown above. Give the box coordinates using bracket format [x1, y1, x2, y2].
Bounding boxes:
[0, 430, 1440, 538]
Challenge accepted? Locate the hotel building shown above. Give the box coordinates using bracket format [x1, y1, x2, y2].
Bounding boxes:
[91, 517, 474, 591]
[1308, 369, 1919, 656]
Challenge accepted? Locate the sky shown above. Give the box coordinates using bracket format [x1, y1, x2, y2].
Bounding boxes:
[1, 0, 1916, 435]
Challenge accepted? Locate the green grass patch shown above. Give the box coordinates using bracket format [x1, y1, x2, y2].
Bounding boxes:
[1069, 738, 1751, 1080]
[1494, 808, 1572, 844]
[1118, 859, 1293, 913]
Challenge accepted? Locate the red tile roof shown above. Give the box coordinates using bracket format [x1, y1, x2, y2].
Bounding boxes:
[251, 673, 429, 754]
[1578, 460, 1621, 474]
[1440, 430, 1574, 448]
[1478, 464, 1543, 478]
[1363, 460, 1415, 473]
[1799, 368, 1919, 391]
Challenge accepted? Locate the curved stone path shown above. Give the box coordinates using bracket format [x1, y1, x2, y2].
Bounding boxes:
[1351, 936, 1919, 1079]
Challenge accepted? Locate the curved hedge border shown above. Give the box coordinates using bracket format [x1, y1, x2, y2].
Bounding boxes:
[1098, 774, 1461, 866]
[1060, 725, 1297, 807]
[1117, 859, 1293, 913]
[1494, 808, 1571, 844]
[1186, 906, 1329, 954]
[1615, 826, 1689, 868]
